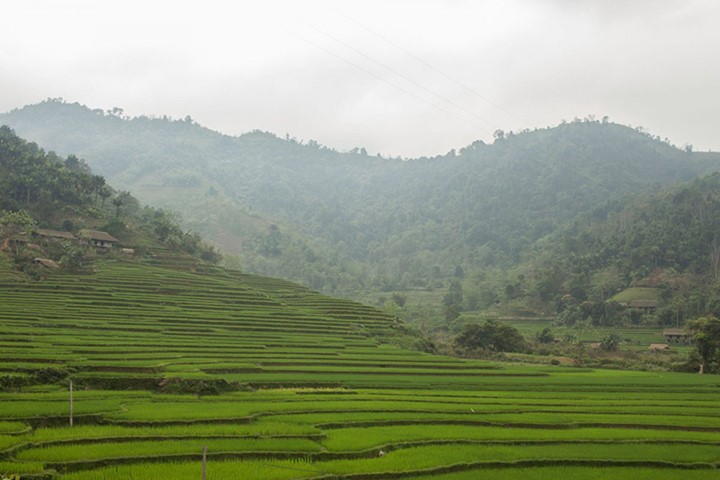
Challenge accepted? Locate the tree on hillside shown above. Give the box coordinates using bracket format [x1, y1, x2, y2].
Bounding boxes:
[600, 332, 621, 352]
[443, 280, 463, 322]
[535, 327, 555, 344]
[391, 293, 407, 307]
[112, 191, 133, 218]
[59, 242, 85, 271]
[98, 186, 112, 206]
[455, 319, 526, 353]
[259, 224, 282, 256]
[688, 316, 720, 374]
[0, 210, 37, 255]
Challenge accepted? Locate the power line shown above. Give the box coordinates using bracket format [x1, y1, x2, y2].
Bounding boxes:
[324, 10, 617, 192]
[336, 9, 530, 126]
[287, 28, 490, 134]
[300, 20, 501, 130]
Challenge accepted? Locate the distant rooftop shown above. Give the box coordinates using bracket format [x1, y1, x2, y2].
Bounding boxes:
[80, 230, 119, 242]
[36, 228, 75, 240]
[663, 328, 689, 336]
[33, 258, 60, 268]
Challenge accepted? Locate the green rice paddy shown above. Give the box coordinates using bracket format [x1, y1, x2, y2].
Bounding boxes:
[0, 255, 719, 479]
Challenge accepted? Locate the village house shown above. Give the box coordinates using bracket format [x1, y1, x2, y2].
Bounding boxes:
[34, 228, 76, 242]
[618, 299, 658, 314]
[79, 230, 119, 248]
[663, 328, 692, 344]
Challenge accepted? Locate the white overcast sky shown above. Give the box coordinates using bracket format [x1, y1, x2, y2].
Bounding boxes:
[1, 0, 718, 157]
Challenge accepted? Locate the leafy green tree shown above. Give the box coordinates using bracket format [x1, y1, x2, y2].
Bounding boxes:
[0, 210, 37, 236]
[260, 224, 282, 256]
[535, 327, 555, 344]
[443, 280, 463, 322]
[146, 209, 184, 243]
[688, 316, 720, 374]
[0, 210, 37, 256]
[600, 332, 621, 351]
[112, 191, 133, 218]
[59, 242, 85, 271]
[98, 186, 112, 206]
[391, 293, 407, 307]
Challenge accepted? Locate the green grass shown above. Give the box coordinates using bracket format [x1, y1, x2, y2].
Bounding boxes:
[26, 422, 319, 443]
[315, 443, 720, 474]
[59, 459, 317, 480]
[321, 424, 720, 451]
[412, 467, 720, 480]
[0, 460, 46, 474]
[17, 437, 322, 462]
[2, 256, 720, 479]
[0, 421, 29, 434]
[0, 398, 128, 419]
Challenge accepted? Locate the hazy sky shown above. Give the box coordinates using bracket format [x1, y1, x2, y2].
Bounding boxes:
[1, 0, 718, 157]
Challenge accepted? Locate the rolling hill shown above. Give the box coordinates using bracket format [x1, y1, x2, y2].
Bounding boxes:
[3, 100, 720, 302]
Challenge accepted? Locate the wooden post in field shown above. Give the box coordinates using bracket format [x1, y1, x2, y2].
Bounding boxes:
[69, 380, 73, 428]
[202, 446, 207, 480]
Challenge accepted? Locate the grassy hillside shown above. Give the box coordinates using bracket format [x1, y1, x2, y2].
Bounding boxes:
[0, 254, 429, 392]
[1, 254, 720, 479]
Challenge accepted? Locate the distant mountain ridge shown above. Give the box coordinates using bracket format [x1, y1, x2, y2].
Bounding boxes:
[2, 99, 719, 300]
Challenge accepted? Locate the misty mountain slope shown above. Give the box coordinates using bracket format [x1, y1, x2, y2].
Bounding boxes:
[2, 99, 719, 296]
[519, 171, 720, 327]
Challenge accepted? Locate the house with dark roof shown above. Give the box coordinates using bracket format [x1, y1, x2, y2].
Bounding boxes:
[618, 299, 658, 313]
[79, 230, 119, 248]
[35, 229, 76, 241]
[663, 328, 692, 344]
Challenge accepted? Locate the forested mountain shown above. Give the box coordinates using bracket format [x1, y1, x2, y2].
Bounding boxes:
[525, 173, 720, 326]
[2, 99, 719, 308]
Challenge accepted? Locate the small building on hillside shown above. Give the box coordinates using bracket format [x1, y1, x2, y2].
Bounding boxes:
[648, 343, 670, 351]
[663, 328, 692, 344]
[618, 299, 658, 313]
[79, 230, 119, 248]
[35, 229, 76, 241]
[612, 288, 660, 314]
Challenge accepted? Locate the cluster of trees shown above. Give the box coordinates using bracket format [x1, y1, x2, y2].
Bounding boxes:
[0, 125, 108, 213]
[689, 316, 720, 374]
[452, 316, 720, 375]
[522, 173, 720, 325]
[454, 320, 527, 353]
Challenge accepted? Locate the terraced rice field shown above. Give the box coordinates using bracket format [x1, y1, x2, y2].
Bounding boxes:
[1, 255, 719, 479]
